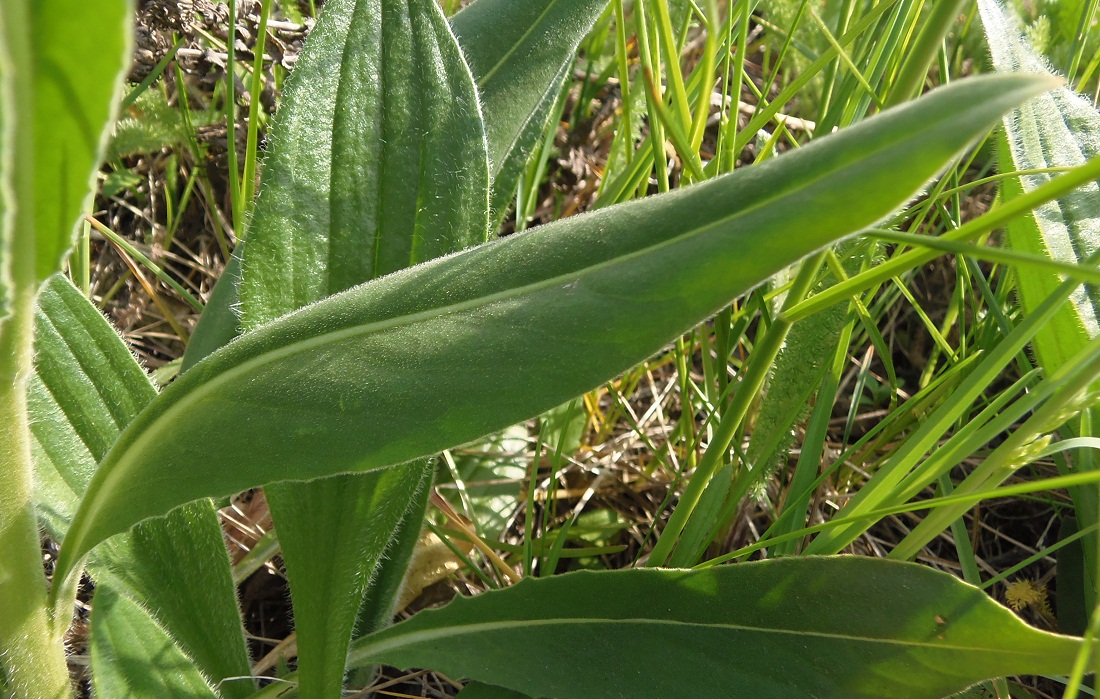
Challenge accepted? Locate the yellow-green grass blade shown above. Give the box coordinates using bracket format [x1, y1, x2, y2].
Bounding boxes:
[55, 73, 1058, 594]
[29, 275, 253, 697]
[347, 558, 1082, 699]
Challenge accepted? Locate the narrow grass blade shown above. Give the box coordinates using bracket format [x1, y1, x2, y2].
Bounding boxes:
[347, 558, 1082, 699]
[235, 0, 489, 694]
[451, 0, 609, 219]
[55, 74, 1058, 589]
[30, 275, 253, 697]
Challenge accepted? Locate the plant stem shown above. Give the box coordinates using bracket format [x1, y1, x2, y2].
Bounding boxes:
[0, 1, 73, 695]
[0, 285, 71, 699]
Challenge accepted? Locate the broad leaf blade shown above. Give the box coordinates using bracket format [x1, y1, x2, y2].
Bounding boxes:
[235, 0, 489, 694]
[237, 0, 489, 323]
[266, 467, 427, 697]
[31, 0, 131, 279]
[90, 586, 220, 699]
[347, 558, 1081, 699]
[181, 0, 608, 366]
[57, 74, 1057, 584]
[29, 276, 253, 697]
[451, 0, 609, 218]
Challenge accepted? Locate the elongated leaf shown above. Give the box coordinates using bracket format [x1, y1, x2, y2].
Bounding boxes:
[267, 466, 426, 697]
[346, 557, 1081, 699]
[56, 74, 1057, 588]
[90, 586, 220, 699]
[451, 0, 609, 218]
[182, 0, 609, 367]
[238, 0, 488, 323]
[979, 0, 1100, 376]
[30, 0, 131, 279]
[237, 0, 488, 693]
[29, 275, 253, 697]
[979, 0, 1100, 609]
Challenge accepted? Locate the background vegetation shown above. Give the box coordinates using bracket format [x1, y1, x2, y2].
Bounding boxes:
[5, 0, 1100, 696]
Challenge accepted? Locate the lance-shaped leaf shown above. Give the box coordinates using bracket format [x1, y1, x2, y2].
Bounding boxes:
[237, 0, 489, 319]
[979, 0, 1100, 376]
[451, 0, 609, 219]
[236, 0, 488, 693]
[29, 275, 253, 697]
[90, 587, 220, 699]
[182, 0, 609, 368]
[347, 557, 1082, 699]
[55, 74, 1057, 589]
[29, 0, 131, 279]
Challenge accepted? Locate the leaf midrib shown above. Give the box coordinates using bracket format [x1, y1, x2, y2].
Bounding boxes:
[71, 97, 937, 555]
[349, 616, 1064, 664]
[472, 0, 560, 89]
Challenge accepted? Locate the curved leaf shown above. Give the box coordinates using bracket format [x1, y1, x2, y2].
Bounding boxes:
[181, 0, 608, 366]
[347, 557, 1081, 699]
[451, 0, 609, 218]
[980, 0, 1100, 375]
[90, 586, 220, 699]
[29, 275, 253, 697]
[55, 74, 1057, 588]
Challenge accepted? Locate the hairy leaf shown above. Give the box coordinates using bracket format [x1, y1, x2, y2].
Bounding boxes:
[451, 0, 609, 219]
[979, 0, 1100, 375]
[235, 0, 488, 693]
[347, 557, 1081, 699]
[56, 74, 1057, 588]
[29, 276, 252, 697]
[29, 0, 131, 279]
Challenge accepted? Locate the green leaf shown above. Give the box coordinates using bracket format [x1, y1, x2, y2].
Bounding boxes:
[979, 0, 1100, 377]
[90, 586, 220, 699]
[30, 0, 132, 279]
[456, 682, 536, 699]
[451, 0, 609, 219]
[979, 0, 1100, 609]
[266, 467, 427, 697]
[234, 0, 489, 694]
[180, 252, 243, 372]
[56, 73, 1058, 589]
[29, 275, 253, 697]
[181, 0, 609, 367]
[348, 558, 1081, 699]
[237, 0, 489, 324]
